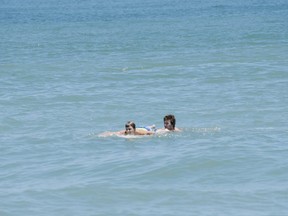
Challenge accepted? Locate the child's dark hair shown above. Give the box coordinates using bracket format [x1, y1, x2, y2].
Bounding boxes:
[125, 121, 136, 129]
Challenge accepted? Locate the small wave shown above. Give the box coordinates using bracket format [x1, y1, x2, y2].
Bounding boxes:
[185, 127, 221, 133]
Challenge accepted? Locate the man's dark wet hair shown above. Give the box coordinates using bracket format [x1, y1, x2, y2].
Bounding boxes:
[164, 114, 176, 129]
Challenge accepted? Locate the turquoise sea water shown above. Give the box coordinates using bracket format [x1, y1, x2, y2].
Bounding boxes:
[1, 0, 288, 215]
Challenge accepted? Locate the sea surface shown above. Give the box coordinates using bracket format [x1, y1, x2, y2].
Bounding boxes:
[1, 0, 288, 215]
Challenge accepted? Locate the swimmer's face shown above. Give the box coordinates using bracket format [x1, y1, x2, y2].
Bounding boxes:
[125, 125, 135, 135]
[164, 120, 174, 130]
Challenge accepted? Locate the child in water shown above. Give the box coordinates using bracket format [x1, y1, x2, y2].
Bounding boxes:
[99, 121, 154, 137]
[123, 121, 155, 135]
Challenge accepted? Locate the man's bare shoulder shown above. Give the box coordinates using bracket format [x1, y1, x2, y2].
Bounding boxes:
[156, 128, 181, 133]
[174, 127, 181, 132]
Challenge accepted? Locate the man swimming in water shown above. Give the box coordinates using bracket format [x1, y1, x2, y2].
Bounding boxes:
[156, 114, 181, 132]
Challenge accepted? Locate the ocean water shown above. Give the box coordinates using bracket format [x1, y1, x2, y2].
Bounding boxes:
[1, 0, 288, 215]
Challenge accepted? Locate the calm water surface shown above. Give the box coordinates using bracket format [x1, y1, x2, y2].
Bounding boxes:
[1, 0, 288, 215]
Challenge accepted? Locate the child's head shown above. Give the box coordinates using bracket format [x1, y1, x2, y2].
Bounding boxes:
[125, 121, 136, 135]
[163, 114, 176, 130]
